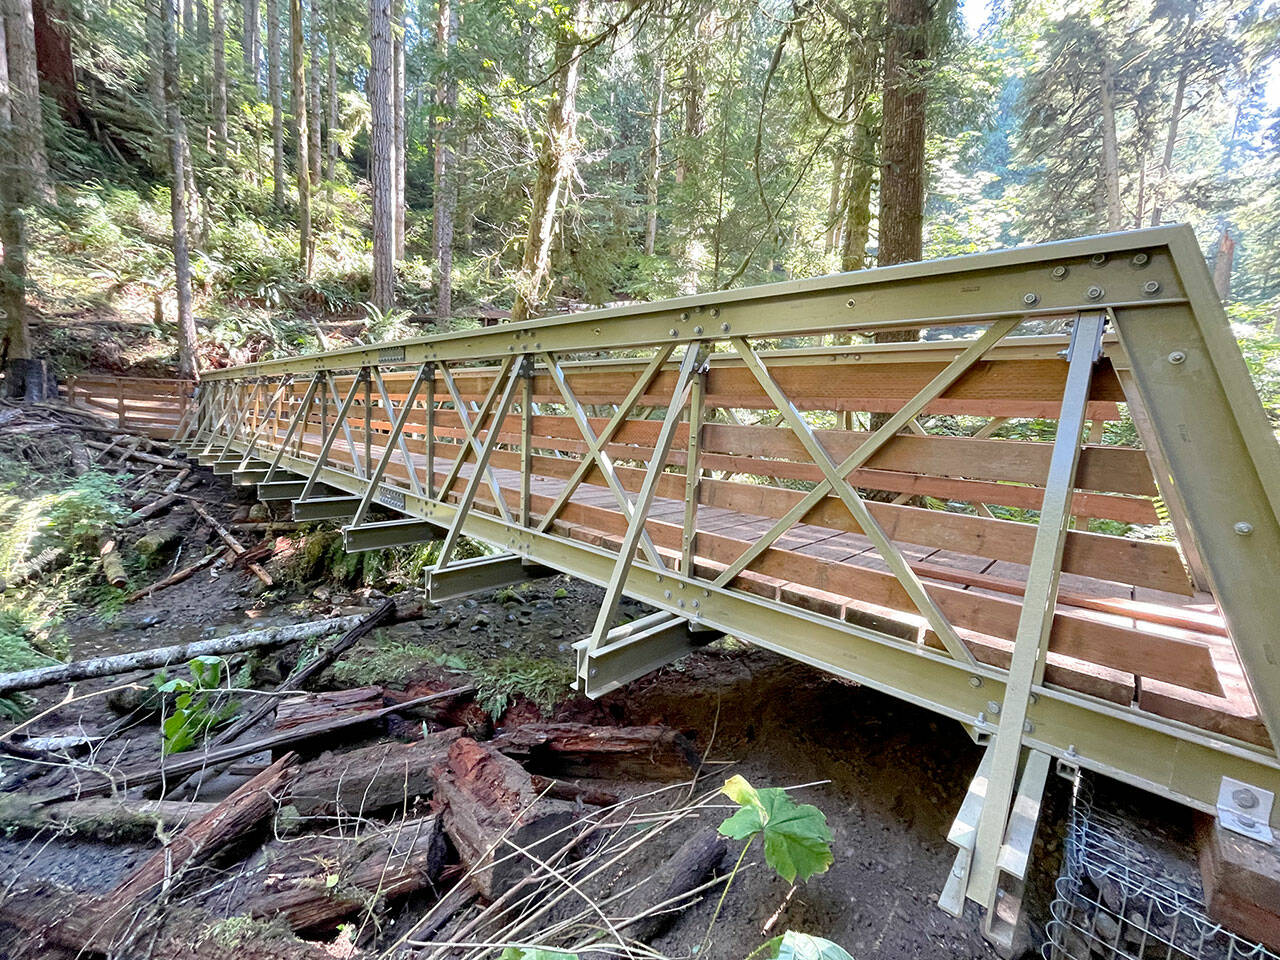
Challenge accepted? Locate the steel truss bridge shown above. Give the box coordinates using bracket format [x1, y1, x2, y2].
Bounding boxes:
[171, 225, 1280, 947]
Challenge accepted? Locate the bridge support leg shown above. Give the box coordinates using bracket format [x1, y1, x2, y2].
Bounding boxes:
[946, 310, 1108, 948]
[426, 553, 553, 603]
[575, 612, 720, 698]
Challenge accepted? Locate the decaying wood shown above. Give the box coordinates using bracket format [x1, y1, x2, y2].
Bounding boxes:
[227, 815, 445, 932]
[493, 722, 698, 781]
[0, 546, 66, 592]
[127, 548, 226, 602]
[191, 499, 273, 586]
[162, 467, 191, 494]
[273, 685, 385, 729]
[42, 755, 297, 954]
[0, 794, 215, 841]
[529, 775, 620, 807]
[608, 826, 728, 944]
[434, 736, 579, 898]
[68, 437, 91, 476]
[287, 727, 463, 818]
[36, 686, 475, 803]
[85, 438, 184, 469]
[127, 495, 180, 525]
[0, 612, 371, 695]
[98, 535, 128, 588]
[209, 597, 402, 749]
[135, 523, 182, 556]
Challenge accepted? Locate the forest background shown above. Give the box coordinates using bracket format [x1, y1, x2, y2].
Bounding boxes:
[0, 0, 1276, 418]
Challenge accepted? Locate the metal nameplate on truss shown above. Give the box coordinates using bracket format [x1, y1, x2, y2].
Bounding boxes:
[376, 486, 406, 511]
[1217, 777, 1275, 844]
[378, 346, 406, 363]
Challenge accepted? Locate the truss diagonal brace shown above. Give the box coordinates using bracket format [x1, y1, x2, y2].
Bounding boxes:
[579, 347, 705, 681]
[965, 310, 1108, 919]
[350, 363, 432, 529]
[437, 357, 516, 521]
[299, 370, 367, 502]
[372, 368, 425, 497]
[730, 337, 978, 666]
[262, 374, 321, 484]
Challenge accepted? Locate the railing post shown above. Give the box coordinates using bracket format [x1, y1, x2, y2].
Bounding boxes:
[681, 365, 706, 576]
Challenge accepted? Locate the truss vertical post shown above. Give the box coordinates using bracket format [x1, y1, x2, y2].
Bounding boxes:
[681, 366, 707, 576]
[262, 374, 320, 483]
[579, 347, 705, 681]
[363, 371, 372, 477]
[236, 378, 291, 469]
[350, 363, 432, 528]
[965, 310, 1108, 921]
[425, 363, 436, 500]
[520, 363, 534, 527]
[434, 357, 527, 569]
[323, 373, 366, 477]
[299, 369, 367, 501]
[437, 357, 517, 517]
[371, 368, 424, 497]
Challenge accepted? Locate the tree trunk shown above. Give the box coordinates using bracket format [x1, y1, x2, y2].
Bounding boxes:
[2, 0, 49, 199]
[878, 0, 929, 270]
[1212, 226, 1234, 301]
[826, 58, 857, 255]
[0, 9, 32, 400]
[840, 121, 874, 272]
[242, 0, 258, 82]
[31, 0, 78, 122]
[1149, 5, 1194, 227]
[212, 0, 227, 156]
[368, 0, 394, 309]
[508, 0, 588, 325]
[325, 0, 336, 179]
[431, 0, 457, 317]
[161, 0, 200, 382]
[1098, 51, 1122, 231]
[392, 0, 405, 260]
[268, 0, 284, 206]
[290, 0, 310, 274]
[307, 0, 320, 184]
[643, 56, 664, 257]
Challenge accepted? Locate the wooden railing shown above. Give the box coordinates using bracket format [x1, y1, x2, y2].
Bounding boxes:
[64, 374, 194, 438]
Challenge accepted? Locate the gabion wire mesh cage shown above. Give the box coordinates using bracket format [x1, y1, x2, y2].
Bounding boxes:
[1043, 774, 1278, 960]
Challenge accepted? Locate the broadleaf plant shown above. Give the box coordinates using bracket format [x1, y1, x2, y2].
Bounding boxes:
[761, 931, 856, 960]
[718, 774, 834, 884]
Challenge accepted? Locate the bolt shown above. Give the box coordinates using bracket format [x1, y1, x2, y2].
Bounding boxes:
[1086, 285, 1104, 300]
[694, 325, 703, 335]
[678, 599, 685, 608]
[669, 329, 678, 337]
[1052, 265, 1068, 280]
[589, 667, 599, 678]
[969, 676, 982, 688]
[1132, 253, 1150, 267]
[1023, 720, 1034, 734]
[1023, 292, 1040, 306]
[987, 700, 1001, 715]
[977, 711, 987, 725]
[1090, 253, 1106, 266]
[663, 590, 672, 599]
[711, 308, 721, 318]
[1168, 350, 1187, 364]
[681, 312, 690, 321]
[720, 322, 730, 333]
[847, 298, 857, 308]
[1235, 521, 1254, 536]
[1142, 280, 1161, 296]
[1233, 787, 1259, 810]
[692, 600, 700, 608]
[1057, 349, 1070, 359]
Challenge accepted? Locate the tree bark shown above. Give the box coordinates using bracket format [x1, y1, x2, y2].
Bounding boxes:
[1212, 226, 1234, 301]
[878, 0, 930, 269]
[161, 0, 200, 381]
[643, 56, 664, 257]
[508, 0, 588, 324]
[325, 0, 336, 179]
[31, 0, 77, 122]
[268, 0, 284, 206]
[290, 0, 311, 275]
[0, 11, 32, 400]
[431, 0, 457, 316]
[392, 0, 406, 260]
[2, 0, 49, 199]
[212, 0, 227, 156]
[1099, 51, 1122, 231]
[307, 0, 320, 184]
[369, 0, 395, 310]
[1149, 3, 1194, 227]
[243, 0, 259, 82]
[840, 121, 874, 272]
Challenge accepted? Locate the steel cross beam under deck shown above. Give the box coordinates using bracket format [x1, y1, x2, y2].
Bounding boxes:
[182, 225, 1280, 943]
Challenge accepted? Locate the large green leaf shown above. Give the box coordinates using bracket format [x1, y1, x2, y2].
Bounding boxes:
[762, 931, 856, 960]
[718, 775, 834, 884]
[498, 948, 577, 960]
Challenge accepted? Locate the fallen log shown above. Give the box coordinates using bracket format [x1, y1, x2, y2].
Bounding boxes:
[127, 548, 226, 602]
[208, 597, 401, 748]
[162, 467, 191, 495]
[287, 728, 463, 819]
[529, 775, 621, 808]
[85, 438, 183, 469]
[609, 827, 729, 944]
[493, 723, 698, 781]
[0, 612, 371, 695]
[35, 686, 475, 803]
[68, 437, 91, 476]
[434, 736, 579, 898]
[0, 546, 67, 592]
[98, 534, 128, 588]
[30, 755, 297, 955]
[0, 794, 216, 841]
[191, 500, 273, 586]
[226, 816, 446, 932]
[126, 494, 180, 525]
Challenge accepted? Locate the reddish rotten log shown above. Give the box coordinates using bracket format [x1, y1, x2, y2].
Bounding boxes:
[493, 722, 699, 781]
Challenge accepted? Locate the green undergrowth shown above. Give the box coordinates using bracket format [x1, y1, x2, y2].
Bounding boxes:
[332, 633, 575, 719]
[282, 526, 491, 589]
